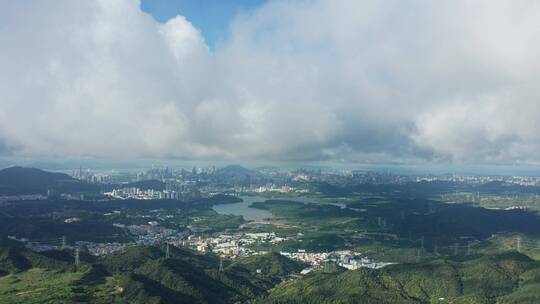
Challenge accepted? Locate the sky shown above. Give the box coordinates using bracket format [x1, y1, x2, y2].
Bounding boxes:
[1, 0, 540, 166]
[140, 0, 267, 49]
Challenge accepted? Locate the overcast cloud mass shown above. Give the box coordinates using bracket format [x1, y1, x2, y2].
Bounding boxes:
[1, 0, 539, 164]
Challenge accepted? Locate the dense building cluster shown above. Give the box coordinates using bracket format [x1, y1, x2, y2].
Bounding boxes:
[185, 232, 289, 258]
[281, 250, 393, 273]
[105, 187, 181, 200]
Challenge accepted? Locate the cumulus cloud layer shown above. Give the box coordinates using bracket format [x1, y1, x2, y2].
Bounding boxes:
[0, 0, 539, 164]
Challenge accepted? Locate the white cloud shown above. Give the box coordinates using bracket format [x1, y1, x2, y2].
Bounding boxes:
[0, 0, 539, 164]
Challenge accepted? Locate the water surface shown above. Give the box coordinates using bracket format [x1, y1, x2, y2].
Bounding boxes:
[212, 196, 274, 221]
[212, 195, 348, 221]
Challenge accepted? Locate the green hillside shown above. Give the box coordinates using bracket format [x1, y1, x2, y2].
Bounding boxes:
[1, 244, 539, 304]
[0, 166, 98, 195]
[0, 245, 306, 304]
[106, 246, 306, 304]
[227, 252, 307, 279]
[256, 252, 540, 304]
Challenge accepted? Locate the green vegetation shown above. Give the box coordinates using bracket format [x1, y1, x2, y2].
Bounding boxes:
[0, 268, 88, 304]
[3, 244, 539, 303]
[0, 166, 98, 195]
[103, 246, 306, 304]
[436, 191, 540, 211]
[6, 247, 540, 304]
[250, 196, 540, 262]
[257, 252, 540, 304]
[227, 252, 307, 279]
[0, 194, 243, 243]
[2, 167, 540, 302]
[0, 244, 306, 304]
[187, 208, 245, 231]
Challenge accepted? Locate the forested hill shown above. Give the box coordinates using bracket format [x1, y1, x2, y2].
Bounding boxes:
[256, 251, 540, 304]
[0, 244, 305, 304]
[0, 166, 97, 195]
[0, 243, 539, 303]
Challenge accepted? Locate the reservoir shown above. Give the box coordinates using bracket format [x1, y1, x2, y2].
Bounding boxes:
[212, 195, 274, 221]
[212, 195, 347, 221]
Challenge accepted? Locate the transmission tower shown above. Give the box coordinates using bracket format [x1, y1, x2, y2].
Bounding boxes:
[517, 236, 522, 252]
[61, 236, 66, 250]
[166, 243, 170, 259]
[219, 256, 223, 272]
[74, 248, 80, 271]
[324, 261, 330, 273]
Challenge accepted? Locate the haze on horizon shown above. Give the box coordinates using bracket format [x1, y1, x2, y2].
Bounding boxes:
[1, 0, 540, 166]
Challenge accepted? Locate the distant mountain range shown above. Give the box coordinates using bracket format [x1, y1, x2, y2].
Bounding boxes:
[217, 164, 253, 175]
[120, 179, 166, 191]
[215, 165, 255, 182]
[0, 166, 97, 195]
